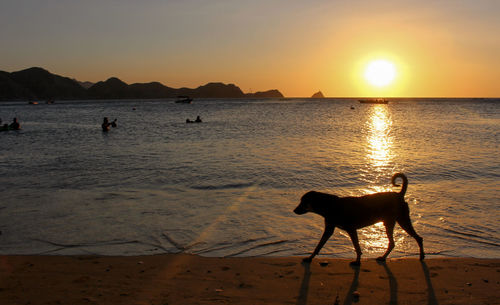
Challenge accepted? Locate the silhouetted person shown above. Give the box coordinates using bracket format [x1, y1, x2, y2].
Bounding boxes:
[195, 116, 202, 123]
[186, 118, 193, 123]
[102, 117, 111, 132]
[111, 119, 117, 128]
[9, 118, 20, 130]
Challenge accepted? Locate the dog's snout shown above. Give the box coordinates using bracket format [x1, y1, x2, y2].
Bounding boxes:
[294, 205, 307, 215]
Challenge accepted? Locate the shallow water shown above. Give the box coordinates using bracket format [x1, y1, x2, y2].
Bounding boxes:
[0, 98, 499, 258]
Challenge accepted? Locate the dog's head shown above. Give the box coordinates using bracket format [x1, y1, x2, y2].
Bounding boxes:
[294, 191, 319, 215]
[294, 191, 339, 215]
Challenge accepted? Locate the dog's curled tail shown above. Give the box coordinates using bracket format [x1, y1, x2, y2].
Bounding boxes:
[391, 173, 408, 196]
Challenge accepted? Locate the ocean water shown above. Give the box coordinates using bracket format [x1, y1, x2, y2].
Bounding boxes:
[0, 98, 499, 258]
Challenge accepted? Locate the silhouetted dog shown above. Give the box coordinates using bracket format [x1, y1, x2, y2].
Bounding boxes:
[294, 173, 424, 265]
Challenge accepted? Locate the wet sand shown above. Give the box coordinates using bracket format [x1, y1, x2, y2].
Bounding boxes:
[0, 255, 498, 304]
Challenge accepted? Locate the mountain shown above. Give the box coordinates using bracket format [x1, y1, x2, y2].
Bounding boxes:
[0, 71, 35, 99]
[181, 82, 245, 98]
[1, 67, 87, 100]
[0, 67, 284, 100]
[87, 77, 131, 99]
[87, 80, 246, 99]
[129, 82, 176, 99]
[88, 78, 177, 99]
[311, 91, 325, 98]
[245, 89, 284, 98]
[75, 80, 95, 89]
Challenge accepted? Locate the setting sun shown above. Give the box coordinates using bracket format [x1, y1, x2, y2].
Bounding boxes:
[364, 59, 397, 87]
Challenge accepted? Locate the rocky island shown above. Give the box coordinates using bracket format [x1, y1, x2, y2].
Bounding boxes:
[311, 91, 325, 98]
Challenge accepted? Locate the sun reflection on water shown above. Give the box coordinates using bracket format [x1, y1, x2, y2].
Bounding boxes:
[366, 105, 393, 170]
[359, 222, 388, 252]
[360, 105, 398, 254]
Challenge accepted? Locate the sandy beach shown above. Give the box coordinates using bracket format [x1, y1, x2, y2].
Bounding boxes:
[0, 255, 498, 305]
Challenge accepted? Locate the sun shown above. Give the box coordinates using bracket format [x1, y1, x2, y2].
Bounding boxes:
[364, 59, 396, 87]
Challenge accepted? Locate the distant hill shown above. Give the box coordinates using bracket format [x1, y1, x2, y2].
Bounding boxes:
[75, 80, 94, 89]
[175, 82, 245, 98]
[0, 71, 35, 99]
[87, 77, 132, 99]
[0, 67, 87, 100]
[129, 82, 176, 99]
[311, 91, 324, 98]
[246, 89, 283, 98]
[0, 67, 284, 100]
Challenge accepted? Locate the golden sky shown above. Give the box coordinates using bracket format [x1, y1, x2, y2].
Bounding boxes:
[1, 0, 499, 97]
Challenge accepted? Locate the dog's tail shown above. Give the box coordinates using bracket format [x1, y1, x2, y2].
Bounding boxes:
[391, 173, 408, 196]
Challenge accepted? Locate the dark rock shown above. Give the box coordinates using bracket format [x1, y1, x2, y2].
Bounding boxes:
[311, 91, 324, 98]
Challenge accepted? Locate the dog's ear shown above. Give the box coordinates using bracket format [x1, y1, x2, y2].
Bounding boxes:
[302, 191, 319, 200]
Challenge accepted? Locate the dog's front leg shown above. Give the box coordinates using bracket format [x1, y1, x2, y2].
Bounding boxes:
[303, 223, 334, 263]
[347, 229, 362, 266]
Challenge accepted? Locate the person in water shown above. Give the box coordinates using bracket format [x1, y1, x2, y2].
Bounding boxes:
[102, 117, 117, 131]
[9, 118, 20, 130]
[195, 116, 202, 123]
[102, 117, 111, 131]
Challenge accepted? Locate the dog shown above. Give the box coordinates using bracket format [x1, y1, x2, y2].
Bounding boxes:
[294, 173, 424, 265]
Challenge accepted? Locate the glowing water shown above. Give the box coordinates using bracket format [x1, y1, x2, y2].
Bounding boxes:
[0, 98, 498, 258]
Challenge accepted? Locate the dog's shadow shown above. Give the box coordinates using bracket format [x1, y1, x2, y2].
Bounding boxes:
[295, 262, 361, 305]
[420, 261, 439, 305]
[342, 264, 360, 305]
[296, 260, 438, 305]
[376, 261, 398, 305]
[296, 262, 311, 305]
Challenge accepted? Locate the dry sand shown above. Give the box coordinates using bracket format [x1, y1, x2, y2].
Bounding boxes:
[0, 255, 499, 304]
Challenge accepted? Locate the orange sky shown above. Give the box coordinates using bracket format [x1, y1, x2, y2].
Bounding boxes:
[1, 1, 499, 97]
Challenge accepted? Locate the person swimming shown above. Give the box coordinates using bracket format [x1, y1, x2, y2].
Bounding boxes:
[102, 117, 111, 131]
[9, 118, 20, 130]
[102, 117, 117, 131]
[186, 116, 202, 123]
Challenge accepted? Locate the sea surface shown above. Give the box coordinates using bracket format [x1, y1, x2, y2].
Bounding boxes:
[0, 98, 499, 258]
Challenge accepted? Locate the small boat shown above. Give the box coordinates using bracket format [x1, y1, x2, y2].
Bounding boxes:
[359, 98, 389, 104]
[46, 99, 55, 104]
[28, 101, 39, 105]
[175, 96, 193, 104]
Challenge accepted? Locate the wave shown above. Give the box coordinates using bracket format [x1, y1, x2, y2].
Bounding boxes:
[30, 238, 145, 255]
[190, 182, 254, 190]
[422, 222, 500, 248]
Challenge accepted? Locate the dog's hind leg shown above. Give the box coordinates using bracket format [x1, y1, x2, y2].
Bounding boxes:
[397, 216, 425, 260]
[377, 220, 395, 262]
[303, 223, 335, 263]
[347, 229, 362, 266]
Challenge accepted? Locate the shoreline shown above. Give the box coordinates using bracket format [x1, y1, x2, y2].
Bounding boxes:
[0, 254, 498, 304]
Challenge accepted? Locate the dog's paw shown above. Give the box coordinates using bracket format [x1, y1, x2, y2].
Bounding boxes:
[302, 257, 312, 263]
